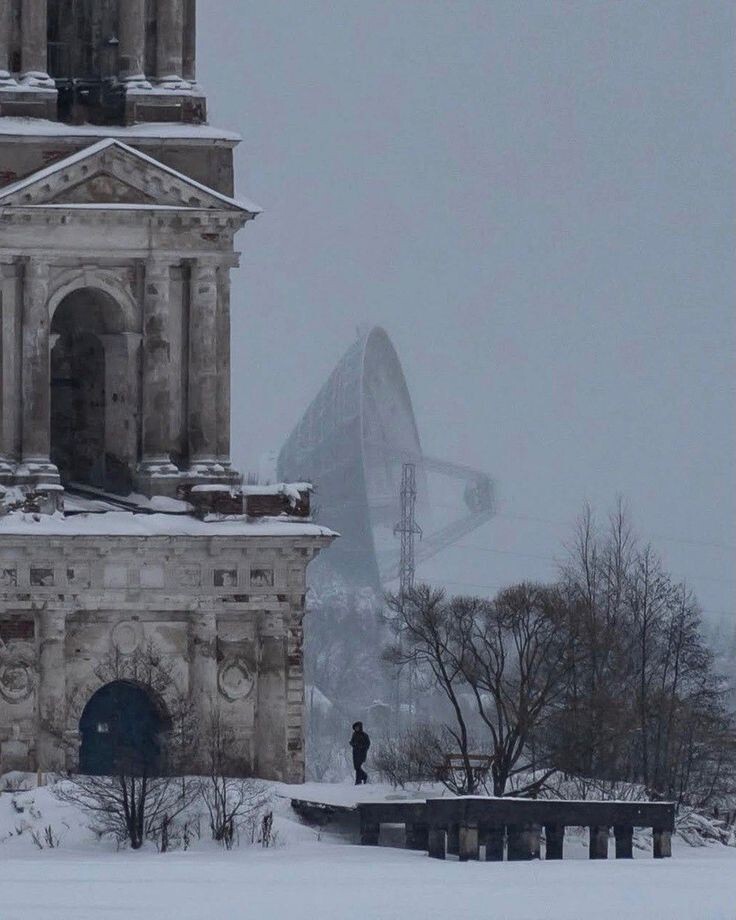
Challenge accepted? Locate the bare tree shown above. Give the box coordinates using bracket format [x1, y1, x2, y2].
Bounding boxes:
[552, 500, 736, 807]
[455, 585, 570, 795]
[385, 585, 478, 793]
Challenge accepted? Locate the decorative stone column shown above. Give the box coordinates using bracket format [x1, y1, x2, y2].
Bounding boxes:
[20, 259, 59, 485]
[188, 606, 217, 770]
[20, 0, 54, 86]
[216, 266, 233, 473]
[183, 0, 197, 84]
[0, 260, 20, 481]
[138, 259, 179, 492]
[157, 0, 186, 87]
[188, 260, 219, 475]
[36, 609, 67, 772]
[118, 0, 151, 88]
[0, 1, 16, 85]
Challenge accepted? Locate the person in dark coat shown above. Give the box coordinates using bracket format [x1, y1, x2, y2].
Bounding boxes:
[350, 721, 370, 785]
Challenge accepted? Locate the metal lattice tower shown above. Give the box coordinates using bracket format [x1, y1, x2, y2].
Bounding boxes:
[393, 462, 422, 723]
[394, 463, 422, 599]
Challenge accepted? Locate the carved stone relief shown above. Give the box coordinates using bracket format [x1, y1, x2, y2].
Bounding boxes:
[0, 642, 36, 704]
[111, 620, 144, 656]
[217, 658, 254, 702]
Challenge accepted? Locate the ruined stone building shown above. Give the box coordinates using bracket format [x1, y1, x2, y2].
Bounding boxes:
[0, 1, 335, 781]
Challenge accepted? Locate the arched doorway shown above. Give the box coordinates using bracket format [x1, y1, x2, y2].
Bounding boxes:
[51, 287, 133, 494]
[79, 681, 171, 776]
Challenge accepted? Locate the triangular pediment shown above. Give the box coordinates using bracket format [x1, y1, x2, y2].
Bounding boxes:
[0, 139, 261, 214]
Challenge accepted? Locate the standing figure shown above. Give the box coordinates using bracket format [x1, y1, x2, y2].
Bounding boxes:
[350, 721, 370, 785]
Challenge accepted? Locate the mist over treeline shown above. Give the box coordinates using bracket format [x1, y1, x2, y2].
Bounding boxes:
[305, 500, 736, 808]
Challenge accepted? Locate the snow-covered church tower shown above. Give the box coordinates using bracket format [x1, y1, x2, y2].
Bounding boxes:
[0, 1, 334, 781]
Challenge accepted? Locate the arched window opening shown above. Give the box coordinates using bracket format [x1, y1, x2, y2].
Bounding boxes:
[51, 287, 134, 494]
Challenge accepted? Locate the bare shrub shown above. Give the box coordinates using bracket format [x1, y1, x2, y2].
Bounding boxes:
[55, 772, 199, 850]
[200, 707, 270, 849]
[374, 724, 445, 788]
[31, 825, 63, 850]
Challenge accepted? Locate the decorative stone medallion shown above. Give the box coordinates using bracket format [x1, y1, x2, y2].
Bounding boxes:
[0, 643, 35, 703]
[111, 620, 143, 656]
[218, 658, 254, 702]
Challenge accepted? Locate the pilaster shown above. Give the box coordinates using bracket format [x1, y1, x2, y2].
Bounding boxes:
[36, 608, 67, 772]
[255, 613, 288, 781]
[188, 259, 219, 473]
[188, 605, 218, 770]
[19, 258, 59, 486]
[0, 259, 21, 480]
[138, 258, 180, 494]
[216, 266, 233, 470]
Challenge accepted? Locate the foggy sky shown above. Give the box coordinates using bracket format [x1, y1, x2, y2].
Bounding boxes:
[199, 1, 734, 628]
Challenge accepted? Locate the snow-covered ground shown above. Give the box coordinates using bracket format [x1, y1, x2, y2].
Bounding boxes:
[1, 778, 735, 920]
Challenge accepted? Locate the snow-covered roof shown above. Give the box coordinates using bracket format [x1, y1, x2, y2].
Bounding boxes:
[0, 510, 336, 539]
[0, 137, 262, 214]
[0, 117, 241, 143]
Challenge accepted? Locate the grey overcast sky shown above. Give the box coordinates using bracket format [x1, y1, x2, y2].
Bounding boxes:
[200, 1, 734, 630]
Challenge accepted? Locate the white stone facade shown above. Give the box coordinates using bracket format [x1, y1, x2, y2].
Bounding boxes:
[0, 523, 332, 781]
[0, 138, 258, 495]
[0, 4, 336, 781]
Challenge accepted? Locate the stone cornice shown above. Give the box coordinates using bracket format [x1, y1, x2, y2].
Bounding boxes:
[0, 207, 248, 229]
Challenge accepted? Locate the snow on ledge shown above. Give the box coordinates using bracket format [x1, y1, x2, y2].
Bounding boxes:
[0, 117, 242, 143]
[0, 510, 336, 539]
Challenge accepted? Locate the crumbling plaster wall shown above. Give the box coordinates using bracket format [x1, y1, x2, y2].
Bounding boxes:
[0, 533, 319, 782]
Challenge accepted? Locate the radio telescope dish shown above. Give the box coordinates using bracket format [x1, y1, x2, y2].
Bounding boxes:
[278, 327, 494, 589]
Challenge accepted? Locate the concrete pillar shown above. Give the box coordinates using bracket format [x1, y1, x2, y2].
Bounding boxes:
[36, 609, 66, 772]
[0, 1, 15, 83]
[480, 824, 504, 861]
[183, 0, 196, 83]
[188, 260, 219, 470]
[215, 266, 232, 470]
[544, 823, 565, 860]
[589, 825, 609, 859]
[188, 606, 217, 768]
[405, 823, 429, 850]
[427, 827, 446, 859]
[653, 828, 672, 859]
[21, 259, 58, 484]
[458, 823, 479, 862]
[139, 259, 178, 486]
[157, 0, 185, 83]
[508, 823, 541, 861]
[614, 824, 634, 859]
[118, 0, 149, 84]
[21, 0, 52, 81]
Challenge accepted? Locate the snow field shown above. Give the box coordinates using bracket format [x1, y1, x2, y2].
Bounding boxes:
[1, 778, 735, 920]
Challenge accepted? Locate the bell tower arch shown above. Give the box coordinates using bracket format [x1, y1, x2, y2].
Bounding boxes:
[50, 286, 139, 494]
